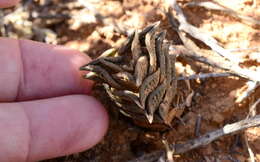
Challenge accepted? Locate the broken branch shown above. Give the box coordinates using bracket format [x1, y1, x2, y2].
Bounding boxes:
[166, 0, 241, 63]
[171, 115, 260, 154]
[177, 72, 234, 81]
[129, 115, 260, 162]
[170, 45, 260, 82]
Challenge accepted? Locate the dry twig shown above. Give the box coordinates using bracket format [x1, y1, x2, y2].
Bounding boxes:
[247, 99, 260, 118]
[128, 115, 260, 162]
[185, 1, 260, 28]
[244, 133, 255, 162]
[166, 0, 260, 83]
[236, 81, 260, 103]
[170, 45, 260, 82]
[166, 0, 241, 63]
[171, 115, 260, 154]
[177, 72, 234, 81]
[244, 99, 260, 162]
[194, 114, 202, 137]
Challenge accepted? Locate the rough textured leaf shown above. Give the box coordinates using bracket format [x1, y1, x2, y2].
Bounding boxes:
[139, 22, 159, 40]
[147, 83, 167, 122]
[85, 65, 122, 89]
[169, 54, 177, 83]
[99, 59, 124, 72]
[83, 71, 104, 82]
[97, 48, 117, 58]
[166, 107, 185, 125]
[112, 72, 137, 90]
[112, 89, 142, 108]
[145, 23, 160, 73]
[163, 42, 172, 85]
[134, 55, 148, 87]
[131, 30, 142, 62]
[159, 84, 176, 123]
[155, 31, 166, 83]
[139, 69, 160, 107]
[118, 32, 134, 55]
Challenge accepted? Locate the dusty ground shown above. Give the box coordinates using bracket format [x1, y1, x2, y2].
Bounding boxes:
[1, 0, 260, 161]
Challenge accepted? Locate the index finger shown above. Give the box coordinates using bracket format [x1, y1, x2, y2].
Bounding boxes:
[0, 38, 93, 102]
[0, 0, 20, 8]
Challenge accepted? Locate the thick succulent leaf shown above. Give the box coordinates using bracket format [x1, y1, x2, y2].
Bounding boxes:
[112, 72, 137, 90]
[163, 43, 172, 86]
[139, 69, 160, 108]
[112, 89, 142, 108]
[134, 55, 148, 87]
[97, 48, 117, 58]
[139, 21, 160, 41]
[83, 71, 105, 82]
[145, 23, 159, 74]
[118, 32, 135, 55]
[99, 59, 124, 72]
[131, 30, 142, 62]
[159, 84, 176, 123]
[146, 83, 167, 123]
[155, 31, 166, 83]
[81, 55, 124, 68]
[165, 107, 185, 125]
[118, 103, 145, 115]
[85, 65, 122, 89]
[169, 54, 177, 83]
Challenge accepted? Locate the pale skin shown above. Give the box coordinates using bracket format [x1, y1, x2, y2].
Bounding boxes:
[0, 0, 108, 161]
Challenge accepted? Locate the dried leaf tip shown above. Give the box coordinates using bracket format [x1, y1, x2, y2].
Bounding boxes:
[146, 113, 154, 124]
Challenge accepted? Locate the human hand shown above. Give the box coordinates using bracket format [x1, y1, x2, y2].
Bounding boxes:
[0, 1, 108, 162]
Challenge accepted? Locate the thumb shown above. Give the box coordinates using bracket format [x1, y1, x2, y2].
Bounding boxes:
[0, 95, 108, 162]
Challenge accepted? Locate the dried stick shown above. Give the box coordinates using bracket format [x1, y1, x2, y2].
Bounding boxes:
[244, 133, 255, 162]
[166, 0, 260, 83]
[244, 99, 260, 162]
[248, 99, 260, 118]
[166, 5, 260, 82]
[185, 1, 260, 28]
[170, 45, 260, 82]
[177, 72, 234, 81]
[129, 115, 260, 162]
[194, 114, 202, 137]
[171, 115, 260, 154]
[166, 0, 240, 63]
[236, 82, 260, 103]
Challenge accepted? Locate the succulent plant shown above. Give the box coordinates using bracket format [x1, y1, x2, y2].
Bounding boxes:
[81, 22, 183, 130]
